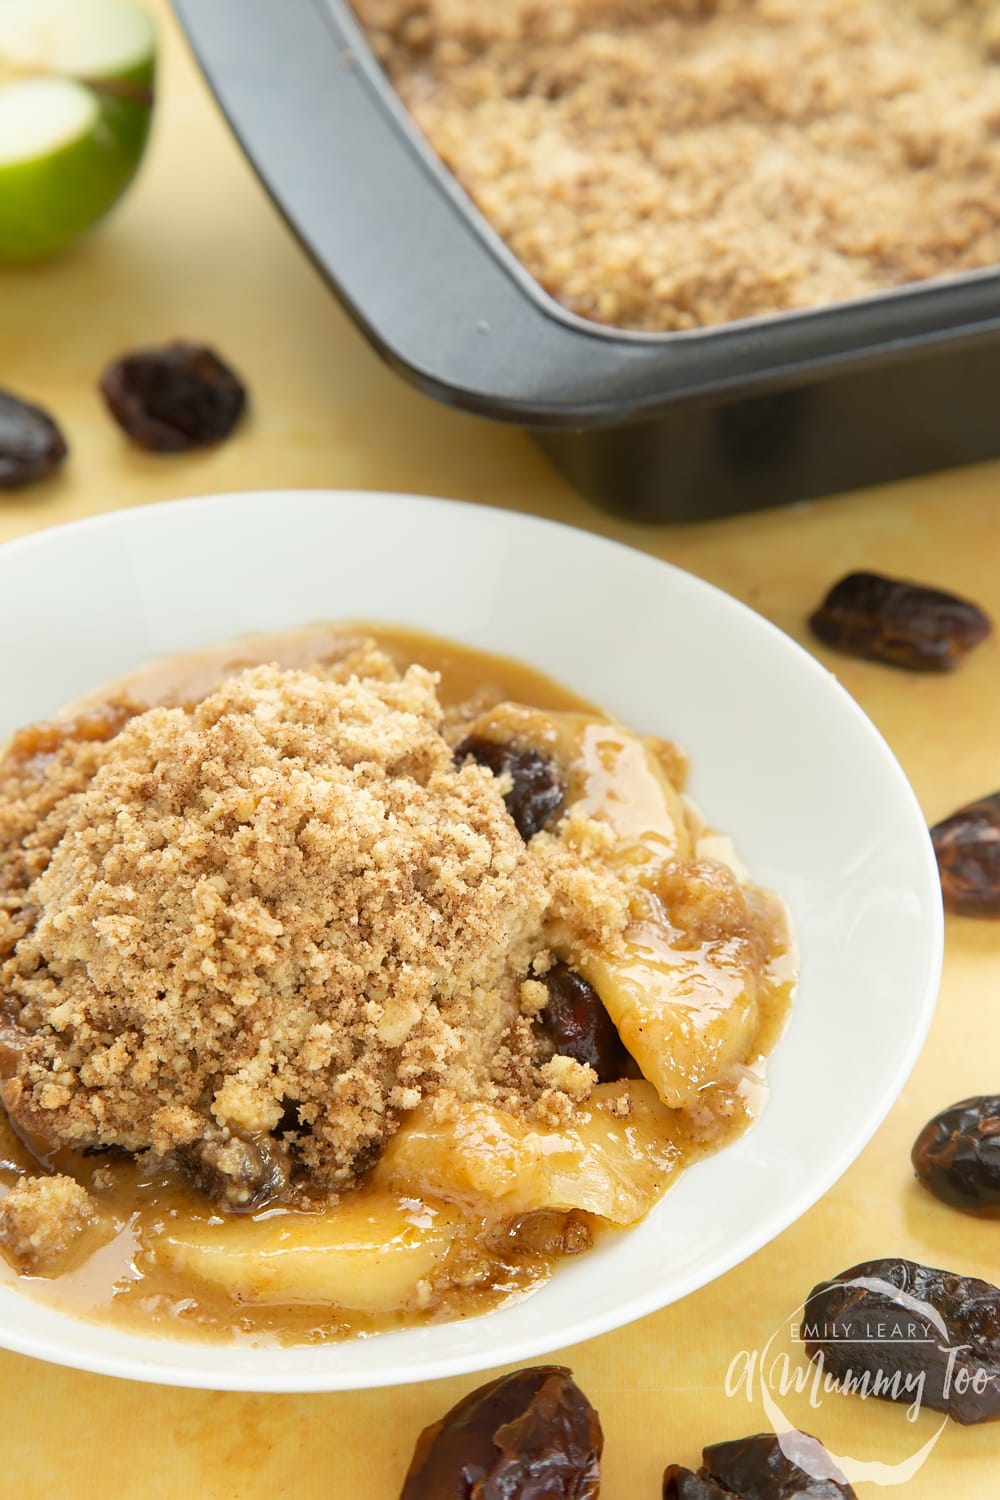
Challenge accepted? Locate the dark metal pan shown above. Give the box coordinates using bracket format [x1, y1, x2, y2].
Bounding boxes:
[173, 0, 1000, 519]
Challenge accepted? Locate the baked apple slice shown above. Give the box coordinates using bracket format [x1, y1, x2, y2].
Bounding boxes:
[151, 1196, 464, 1311]
[376, 1082, 681, 1226]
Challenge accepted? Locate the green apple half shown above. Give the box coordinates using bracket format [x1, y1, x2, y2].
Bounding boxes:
[0, 0, 155, 262]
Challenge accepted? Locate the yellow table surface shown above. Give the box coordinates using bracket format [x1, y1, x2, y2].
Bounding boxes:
[3, 4, 1000, 1495]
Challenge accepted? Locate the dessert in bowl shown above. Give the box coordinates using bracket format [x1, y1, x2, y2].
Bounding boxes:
[0, 490, 941, 1389]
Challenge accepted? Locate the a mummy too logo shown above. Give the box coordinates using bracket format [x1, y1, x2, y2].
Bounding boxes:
[723, 1267, 999, 1487]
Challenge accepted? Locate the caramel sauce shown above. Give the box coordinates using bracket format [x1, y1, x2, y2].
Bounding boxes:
[1, 625, 795, 1346]
[66, 623, 599, 720]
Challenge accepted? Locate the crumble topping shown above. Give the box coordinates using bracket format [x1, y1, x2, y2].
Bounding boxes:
[0, 652, 627, 1196]
[354, 0, 1000, 331]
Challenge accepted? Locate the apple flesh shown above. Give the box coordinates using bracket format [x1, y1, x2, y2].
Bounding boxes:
[0, 0, 155, 262]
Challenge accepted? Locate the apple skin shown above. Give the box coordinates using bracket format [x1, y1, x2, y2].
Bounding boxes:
[0, 53, 154, 263]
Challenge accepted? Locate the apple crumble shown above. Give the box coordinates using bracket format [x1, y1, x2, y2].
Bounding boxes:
[0, 627, 793, 1342]
[351, 0, 1000, 331]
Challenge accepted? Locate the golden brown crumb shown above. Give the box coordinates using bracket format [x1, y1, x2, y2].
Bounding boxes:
[0, 1175, 97, 1274]
[532, 825, 630, 959]
[539, 1054, 596, 1101]
[519, 977, 550, 1016]
[535, 1087, 576, 1127]
[606, 1088, 633, 1119]
[352, 0, 1000, 330]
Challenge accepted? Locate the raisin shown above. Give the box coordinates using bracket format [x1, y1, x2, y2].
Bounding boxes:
[399, 1365, 602, 1499]
[99, 341, 246, 452]
[533, 962, 637, 1083]
[0, 389, 68, 489]
[178, 1132, 288, 1212]
[930, 792, 1000, 915]
[490, 1210, 593, 1260]
[454, 735, 565, 841]
[912, 1096, 1000, 1213]
[808, 571, 991, 671]
[664, 1433, 856, 1500]
[802, 1258, 1000, 1424]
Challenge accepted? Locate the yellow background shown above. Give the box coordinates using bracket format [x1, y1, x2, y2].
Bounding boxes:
[2, 3, 999, 1494]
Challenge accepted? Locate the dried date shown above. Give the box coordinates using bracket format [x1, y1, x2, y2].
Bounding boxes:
[808, 571, 991, 671]
[99, 340, 246, 452]
[663, 1471, 732, 1500]
[912, 1095, 1000, 1212]
[0, 388, 68, 488]
[399, 1365, 602, 1499]
[802, 1258, 1000, 1424]
[930, 792, 1000, 915]
[664, 1432, 856, 1500]
[454, 735, 565, 841]
[533, 962, 637, 1083]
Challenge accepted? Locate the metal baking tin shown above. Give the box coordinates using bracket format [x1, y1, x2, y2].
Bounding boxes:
[173, 0, 1000, 521]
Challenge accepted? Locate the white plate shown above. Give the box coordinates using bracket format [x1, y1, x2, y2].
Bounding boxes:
[0, 490, 942, 1391]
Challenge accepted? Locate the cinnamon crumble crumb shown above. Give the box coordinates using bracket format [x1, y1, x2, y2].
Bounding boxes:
[0, 1175, 97, 1274]
[519, 978, 549, 1016]
[540, 1054, 596, 1101]
[535, 1088, 576, 1127]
